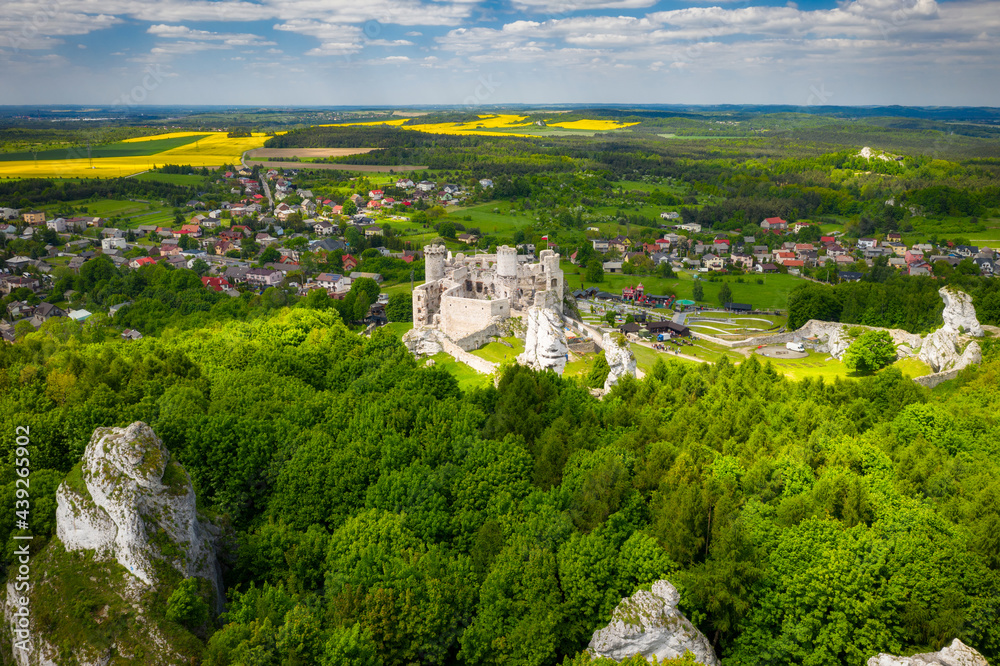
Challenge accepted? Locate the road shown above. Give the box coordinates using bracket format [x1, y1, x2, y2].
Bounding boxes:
[258, 173, 273, 211]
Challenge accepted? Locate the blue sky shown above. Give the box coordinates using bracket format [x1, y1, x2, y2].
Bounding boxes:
[0, 0, 996, 106]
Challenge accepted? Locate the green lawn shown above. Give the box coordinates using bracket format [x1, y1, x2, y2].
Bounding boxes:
[753, 350, 932, 381]
[567, 263, 802, 311]
[382, 322, 413, 338]
[470, 337, 524, 363]
[429, 353, 492, 391]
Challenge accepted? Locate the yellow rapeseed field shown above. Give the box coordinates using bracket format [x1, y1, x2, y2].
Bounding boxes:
[545, 120, 640, 131]
[0, 132, 270, 179]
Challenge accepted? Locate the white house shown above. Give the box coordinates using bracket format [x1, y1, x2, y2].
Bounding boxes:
[102, 237, 126, 251]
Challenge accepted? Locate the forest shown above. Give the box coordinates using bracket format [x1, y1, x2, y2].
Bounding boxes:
[2, 299, 1000, 665]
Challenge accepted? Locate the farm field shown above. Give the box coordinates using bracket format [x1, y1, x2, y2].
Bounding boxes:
[331, 114, 639, 138]
[0, 131, 269, 179]
[132, 172, 208, 186]
[247, 148, 378, 159]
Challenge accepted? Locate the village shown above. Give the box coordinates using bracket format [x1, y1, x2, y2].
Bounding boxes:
[2, 166, 998, 350]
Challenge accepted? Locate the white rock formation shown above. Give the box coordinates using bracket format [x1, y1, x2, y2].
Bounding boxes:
[5, 423, 220, 666]
[867, 639, 989, 666]
[918, 288, 984, 373]
[603, 332, 637, 391]
[589, 580, 719, 666]
[518, 306, 569, 374]
[56, 422, 221, 597]
[403, 325, 444, 357]
[938, 287, 984, 337]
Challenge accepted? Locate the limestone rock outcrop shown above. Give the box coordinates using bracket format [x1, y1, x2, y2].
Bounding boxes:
[939, 287, 984, 337]
[403, 325, 444, 357]
[5, 422, 220, 666]
[603, 332, 637, 391]
[518, 306, 569, 374]
[918, 287, 984, 373]
[588, 580, 720, 665]
[866, 638, 989, 666]
[56, 422, 221, 597]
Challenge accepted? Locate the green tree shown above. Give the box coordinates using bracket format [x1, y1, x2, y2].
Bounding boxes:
[842, 329, 897, 373]
[692, 280, 704, 302]
[586, 260, 604, 284]
[342, 199, 358, 216]
[718, 282, 733, 307]
[166, 578, 210, 629]
[386, 293, 412, 322]
[438, 221, 456, 239]
[260, 246, 281, 264]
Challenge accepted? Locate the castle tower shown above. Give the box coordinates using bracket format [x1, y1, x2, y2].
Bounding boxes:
[424, 244, 447, 283]
[496, 245, 517, 278]
[539, 249, 564, 307]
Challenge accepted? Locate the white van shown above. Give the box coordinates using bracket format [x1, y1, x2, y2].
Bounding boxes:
[785, 342, 805, 352]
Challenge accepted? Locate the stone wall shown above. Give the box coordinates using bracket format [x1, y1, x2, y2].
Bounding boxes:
[441, 293, 510, 339]
[453, 323, 502, 352]
[438, 335, 498, 375]
[564, 316, 606, 350]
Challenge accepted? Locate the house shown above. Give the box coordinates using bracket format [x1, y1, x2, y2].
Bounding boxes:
[730, 254, 754, 270]
[312, 238, 346, 253]
[33, 302, 65, 321]
[973, 258, 994, 275]
[129, 257, 157, 269]
[102, 237, 126, 251]
[22, 211, 46, 225]
[364, 225, 384, 238]
[416, 181, 436, 192]
[835, 255, 856, 266]
[904, 250, 925, 265]
[201, 276, 232, 292]
[342, 254, 359, 271]
[159, 244, 182, 257]
[224, 266, 250, 283]
[908, 263, 933, 277]
[397, 178, 415, 188]
[479, 178, 493, 188]
[839, 271, 864, 282]
[676, 223, 701, 233]
[181, 224, 202, 237]
[659, 212, 680, 220]
[794, 243, 815, 253]
[368, 190, 384, 200]
[458, 233, 478, 245]
[820, 236, 836, 244]
[121, 329, 144, 341]
[885, 232, 903, 243]
[857, 238, 878, 250]
[826, 244, 849, 257]
[954, 245, 979, 258]
[46, 218, 66, 233]
[315, 273, 343, 290]
[888, 257, 907, 269]
[6, 301, 34, 319]
[760, 217, 788, 231]
[246, 268, 283, 287]
[703, 254, 726, 271]
[591, 239, 610, 252]
[603, 261, 623, 274]
[609, 236, 632, 253]
[793, 222, 811, 234]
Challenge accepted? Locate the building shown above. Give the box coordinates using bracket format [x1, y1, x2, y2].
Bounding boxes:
[22, 211, 46, 225]
[760, 217, 788, 231]
[246, 268, 283, 287]
[412, 244, 564, 347]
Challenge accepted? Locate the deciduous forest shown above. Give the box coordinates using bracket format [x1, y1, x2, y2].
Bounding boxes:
[2, 303, 999, 665]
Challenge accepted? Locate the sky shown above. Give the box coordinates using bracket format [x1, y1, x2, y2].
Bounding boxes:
[0, 0, 997, 107]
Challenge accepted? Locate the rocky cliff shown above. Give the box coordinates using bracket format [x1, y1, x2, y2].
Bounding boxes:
[917, 288, 984, 373]
[603, 332, 638, 391]
[518, 306, 569, 374]
[867, 638, 989, 666]
[589, 580, 720, 665]
[4, 422, 221, 666]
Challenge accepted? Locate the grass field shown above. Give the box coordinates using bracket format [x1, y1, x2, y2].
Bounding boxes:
[470, 337, 524, 363]
[429, 353, 492, 390]
[566, 264, 801, 310]
[752, 349, 933, 381]
[0, 131, 269, 179]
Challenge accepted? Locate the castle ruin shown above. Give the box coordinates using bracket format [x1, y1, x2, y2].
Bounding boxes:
[409, 244, 564, 351]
